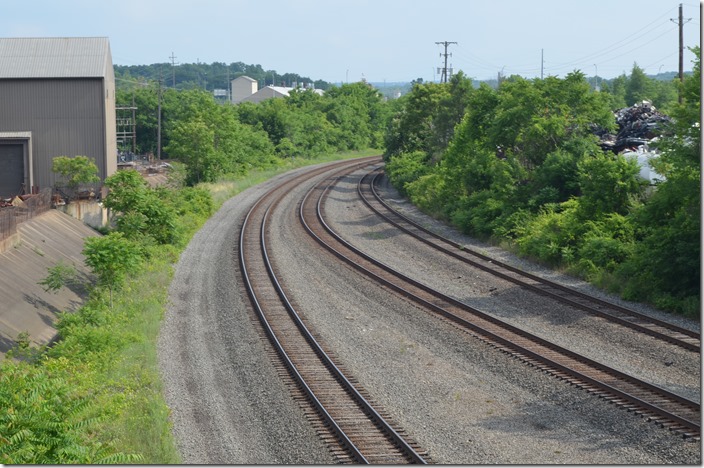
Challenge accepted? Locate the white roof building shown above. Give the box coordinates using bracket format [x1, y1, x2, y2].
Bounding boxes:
[231, 75, 322, 104]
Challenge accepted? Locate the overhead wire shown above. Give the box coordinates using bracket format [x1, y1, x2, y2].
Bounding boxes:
[546, 23, 679, 75]
[546, 5, 678, 69]
[443, 4, 692, 80]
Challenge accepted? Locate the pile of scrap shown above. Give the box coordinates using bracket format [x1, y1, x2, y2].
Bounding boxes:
[598, 101, 672, 153]
[1, 193, 34, 209]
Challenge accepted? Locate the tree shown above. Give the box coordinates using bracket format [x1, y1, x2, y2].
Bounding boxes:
[82, 232, 142, 308]
[625, 63, 652, 106]
[38, 261, 78, 293]
[384, 81, 450, 160]
[617, 47, 701, 314]
[103, 170, 177, 244]
[52, 156, 100, 199]
[576, 152, 644, 218]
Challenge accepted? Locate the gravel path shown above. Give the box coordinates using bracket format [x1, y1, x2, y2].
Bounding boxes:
[158, 167, 335, 465]
[159, 161, 701, 464]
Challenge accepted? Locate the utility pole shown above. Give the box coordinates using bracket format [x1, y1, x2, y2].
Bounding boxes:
[435, 41, 457, 83]
[671, 3, 691, 102]
[541, 49, 544, 79]
[157, 70, 163, 161]
[227, 67, 231, 103]
[169, 52, 178, 88]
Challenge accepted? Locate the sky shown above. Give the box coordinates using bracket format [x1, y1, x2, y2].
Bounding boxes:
[2, 0, 701, 84]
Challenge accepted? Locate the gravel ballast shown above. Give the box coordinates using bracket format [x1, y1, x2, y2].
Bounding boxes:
[159, 161, 701, 464]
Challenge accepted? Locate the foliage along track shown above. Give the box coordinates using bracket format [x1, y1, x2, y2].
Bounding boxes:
[358, 166, 700, 353]
[299, 163, 700, 440]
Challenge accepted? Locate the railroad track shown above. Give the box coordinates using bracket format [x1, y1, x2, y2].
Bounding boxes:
[238, 156, 430, 464]
[357, 166, 700, 353]
[300, 164, 700, 440]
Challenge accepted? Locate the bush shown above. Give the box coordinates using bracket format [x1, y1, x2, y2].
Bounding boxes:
[385, 151, 432, 196]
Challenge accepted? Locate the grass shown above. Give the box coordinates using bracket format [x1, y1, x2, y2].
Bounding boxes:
[1, 149, 381, 464]
[110, 150, 380, 461]
[203, 149, 381, 207]
[91, 149, 380, 462]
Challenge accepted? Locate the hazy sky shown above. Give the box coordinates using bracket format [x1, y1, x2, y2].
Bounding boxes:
[2, 0, 701, 83]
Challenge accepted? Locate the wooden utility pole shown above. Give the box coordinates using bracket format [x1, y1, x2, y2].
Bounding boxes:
[435, 41, 457, 83]
[671, 3, 691, 102]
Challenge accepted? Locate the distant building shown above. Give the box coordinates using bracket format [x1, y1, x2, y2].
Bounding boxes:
[230, 75, 323, 104]
[0, 37, 117, 199]
[231, 75, 258, 104]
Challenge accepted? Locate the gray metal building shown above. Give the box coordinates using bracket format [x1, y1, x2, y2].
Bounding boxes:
[0, 37, 117, 199]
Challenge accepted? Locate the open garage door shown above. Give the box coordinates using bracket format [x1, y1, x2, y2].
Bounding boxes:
[0, 144, 24, 199]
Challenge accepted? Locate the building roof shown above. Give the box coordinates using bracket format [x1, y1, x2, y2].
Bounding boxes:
[0, 37, 112, 79]
[240, 85, 324, 104]
[241, 86, 287, 103]
[233, 75, 257, 83]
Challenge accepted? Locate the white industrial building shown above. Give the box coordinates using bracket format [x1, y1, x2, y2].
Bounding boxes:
[230, 75, 323, 104]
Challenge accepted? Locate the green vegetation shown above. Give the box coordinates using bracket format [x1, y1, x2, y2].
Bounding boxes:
[2, 75, 387, 463]
[1, 49, 697, 463]
[38, 261, 78, 293]
[384, 51, 700, 317]
[52, 155, 101, 199]
[115, 61, 331, 93]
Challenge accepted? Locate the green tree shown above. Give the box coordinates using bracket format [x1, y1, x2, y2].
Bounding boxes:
[103, 170, 177, 244]
[38, 261, 78, 293]
[617, 47, 701, 315]
[164, 89, 276, 183]
[82, 232, 142, 308]
[625, 63, 653, 106]
[602, 73, 628, 109]
[384, 81, 450, 161]
[0, 362, 140, 464]
[52, 156, 100, 199]
[434, 71, 475, 151]
[576, 152, 644, 218]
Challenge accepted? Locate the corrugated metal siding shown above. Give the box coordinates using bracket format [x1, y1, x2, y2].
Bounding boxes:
[0, 79, 109, 191]
[0, 37, 110, 79]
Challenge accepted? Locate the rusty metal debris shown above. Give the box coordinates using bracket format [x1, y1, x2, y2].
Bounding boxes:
[597, 101, 672, 154]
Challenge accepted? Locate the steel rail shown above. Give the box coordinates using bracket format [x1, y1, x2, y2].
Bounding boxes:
[239, 163, 368, 463]
[299, 167, 700, 439]
[357, 166, 700, 352]
[239, 157, 428, 463]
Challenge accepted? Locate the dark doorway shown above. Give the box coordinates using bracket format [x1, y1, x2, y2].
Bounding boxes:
[0, 144, 25, 198]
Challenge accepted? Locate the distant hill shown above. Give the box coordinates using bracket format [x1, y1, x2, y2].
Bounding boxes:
[114, 61, 333, 91]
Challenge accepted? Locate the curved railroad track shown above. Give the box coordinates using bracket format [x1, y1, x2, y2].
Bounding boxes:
[238, 156, 430, 464]
[358, 166, 700, 353]
[300, 163, 700, 440]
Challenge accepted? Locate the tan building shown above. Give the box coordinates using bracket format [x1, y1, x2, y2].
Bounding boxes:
[0, 37, 117, 198]
[230, 75, 258, 104]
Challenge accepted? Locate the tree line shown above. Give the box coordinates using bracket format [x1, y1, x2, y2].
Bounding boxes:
[1, 52, 698, 463]
[383, 53, 700, 317]
[117, 81, 390, 185]
[116, 56, 698, 316]
[115, 61, 332, 92]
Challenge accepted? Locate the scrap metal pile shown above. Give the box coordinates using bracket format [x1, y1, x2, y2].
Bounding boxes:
[596, 100, 672, 153]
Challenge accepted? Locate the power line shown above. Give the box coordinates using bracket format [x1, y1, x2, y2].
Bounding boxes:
[169, 51, 179, 88]
[442, 5, 691, 80]
[435, 41, 457, 83]
[671, 2, 692, 94]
